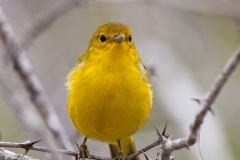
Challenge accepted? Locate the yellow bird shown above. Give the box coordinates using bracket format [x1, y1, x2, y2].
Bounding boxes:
[66, 22, 152, 159]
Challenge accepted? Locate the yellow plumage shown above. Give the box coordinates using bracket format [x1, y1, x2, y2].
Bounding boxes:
[66, 22, 152, 157]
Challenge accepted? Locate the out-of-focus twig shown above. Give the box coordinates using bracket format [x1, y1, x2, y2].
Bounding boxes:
[0, 75, 45, 138]
[20, 0, 84, 50]
[0, 4, 73, 150]
[0, 148, 39, 160]
[151, 45, 240, 160]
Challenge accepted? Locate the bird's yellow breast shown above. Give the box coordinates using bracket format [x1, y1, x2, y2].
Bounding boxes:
[67, 50, 151, 143]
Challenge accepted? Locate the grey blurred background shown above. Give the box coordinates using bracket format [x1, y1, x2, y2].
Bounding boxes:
[0, 0, 240, 159]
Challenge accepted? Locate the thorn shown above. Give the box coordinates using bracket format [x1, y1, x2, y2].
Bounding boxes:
[22, 148, 29, 157]
[191, 97, 202, 105]
[154, 125, 163, 142]
[75, 142, 80, 150]
[21, 139, 42, 157]
[75, 142, 81, 160]
[154, 125, 161, 137]
[162, 122, 168, 136]
[186, 147, 190, 150]
[155, 122, 170, 141]
[208, 107, 215, 116]
[31, 139, 42, 145]
[142, 151, 151, 160]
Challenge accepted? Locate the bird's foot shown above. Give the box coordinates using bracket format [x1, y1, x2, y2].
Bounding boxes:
[76, 142, 91, 160]
[115, 151, 124, 160]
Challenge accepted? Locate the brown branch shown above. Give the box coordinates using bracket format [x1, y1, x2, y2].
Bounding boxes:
[0, 4, 73, 150]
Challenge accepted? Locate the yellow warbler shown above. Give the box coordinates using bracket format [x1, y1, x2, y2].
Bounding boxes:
[66, 22, 152, 159]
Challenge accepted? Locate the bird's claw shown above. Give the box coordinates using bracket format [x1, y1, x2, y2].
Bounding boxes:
[115, 151, 124, 160]
[76, 143, 91, 160]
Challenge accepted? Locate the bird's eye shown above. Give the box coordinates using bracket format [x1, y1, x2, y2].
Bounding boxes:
[99, 34, 106, 42]
[129, 35, 132, 42]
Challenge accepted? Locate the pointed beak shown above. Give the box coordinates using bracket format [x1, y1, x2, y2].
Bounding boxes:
[111, 34, 125, 42]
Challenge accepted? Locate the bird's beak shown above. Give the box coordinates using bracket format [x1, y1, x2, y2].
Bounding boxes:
[111, 34, 125, 42]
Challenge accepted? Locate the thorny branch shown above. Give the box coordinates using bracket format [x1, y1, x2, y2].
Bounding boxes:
[0, 140, 109, 160]
[20, 0, 85, 51]
[0, 1, 81, 150]
[152, 45, 240, 160]
[0, 148, 39, 160]
[0, 139, 162, 160]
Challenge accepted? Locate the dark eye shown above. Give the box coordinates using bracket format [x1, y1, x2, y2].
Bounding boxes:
[129, 35, 132, 42]
[100, 34, 106, 42]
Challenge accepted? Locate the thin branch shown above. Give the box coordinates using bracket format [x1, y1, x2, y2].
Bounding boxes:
[0, 76, 41, 137]
[125, 140, 161, 160]
[0, 4, 73, 150]
[0, 7, 66, 160]
[0, 148, 39, 160]
[0, 70, 62, 160]
[0, 138, 165, 160]
[20, 0, 85, 50]
[0, 140, 110, 160]
[155, 45, 240, 159]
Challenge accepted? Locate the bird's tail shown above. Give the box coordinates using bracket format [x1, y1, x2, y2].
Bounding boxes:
[109, 136, 140, 160]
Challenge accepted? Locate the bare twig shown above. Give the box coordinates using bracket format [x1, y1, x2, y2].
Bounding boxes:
[154, 46, 240, 159]
[0, 4, 73, 150]
[0, 7, 66, 160]
[0, 148, 39, 160]
[125, 140, 161, 160]
[0, 138, 165, 160]
[20, 0, 84, 50]
[0, 69, 62, 160]
[0, 140, 110, 160]
[0, 76, 42, 137]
